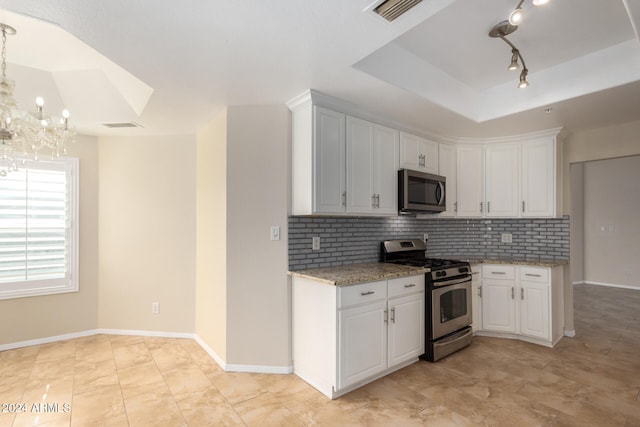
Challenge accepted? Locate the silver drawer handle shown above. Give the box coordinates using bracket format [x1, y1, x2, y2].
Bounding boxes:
[525, 273, 542, 277]
[404, 284, 416, 288]
[360, 291, 375, 296]
[491, 271, 506, 275]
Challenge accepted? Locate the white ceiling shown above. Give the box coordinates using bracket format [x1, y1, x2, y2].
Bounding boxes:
[0, 0, 639, 139]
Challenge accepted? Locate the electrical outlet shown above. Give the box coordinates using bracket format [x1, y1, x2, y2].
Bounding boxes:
[423, 233, 429, 242]
[152, 302, 160, 314]
[270, 226, 280, 241]
[312, 236, 320, 250]
[501, 233, 513, 243]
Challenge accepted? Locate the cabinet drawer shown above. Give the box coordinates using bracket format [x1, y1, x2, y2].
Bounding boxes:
[482, 265, 515, 280]
[519, 267, 549, 283]
[338, 280, 387, 309]
[388, 275, 425, 299]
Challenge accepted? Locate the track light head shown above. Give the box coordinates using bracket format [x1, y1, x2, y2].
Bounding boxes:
[518, 69, 529, 88]
[532, 0, 550, 5]
[508, 49, 519, 70]
[508, 8, 524, 25]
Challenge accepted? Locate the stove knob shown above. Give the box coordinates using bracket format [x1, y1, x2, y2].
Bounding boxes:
[437, 271, 447, 277]
[459, 267, 469, 274]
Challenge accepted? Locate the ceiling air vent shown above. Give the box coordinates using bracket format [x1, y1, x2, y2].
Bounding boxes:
[374, 0, 423, 22]
[102, 122, 143, 129]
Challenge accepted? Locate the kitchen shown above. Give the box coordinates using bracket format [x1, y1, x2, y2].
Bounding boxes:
[0, 0, 639, 425]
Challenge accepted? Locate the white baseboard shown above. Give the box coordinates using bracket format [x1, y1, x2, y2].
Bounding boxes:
[0, 329, 99, 352]
[1, 329, 293, 375]
[193, 334, 293, 374]
[575, 281, 640, 291]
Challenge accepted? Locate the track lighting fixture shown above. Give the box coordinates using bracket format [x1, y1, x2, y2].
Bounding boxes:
[489, 0, 552, 89]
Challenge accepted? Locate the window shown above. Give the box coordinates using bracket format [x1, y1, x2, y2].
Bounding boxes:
[0, 157, 78, 299]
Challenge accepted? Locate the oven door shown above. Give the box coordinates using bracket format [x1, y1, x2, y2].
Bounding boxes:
[431, 278, 472, 340]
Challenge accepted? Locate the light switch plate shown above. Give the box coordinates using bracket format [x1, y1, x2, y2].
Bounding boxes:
[270, 226, 280, 241]
[501, 233, 513, 243]
[312, 236, 320, 250]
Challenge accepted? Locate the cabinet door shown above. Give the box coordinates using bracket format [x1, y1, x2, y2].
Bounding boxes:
[521, 139, 555, 217]
[456, 145, 484, 217]
[388, 294, 424, 366]
[399, 132, 422, 171]
[471, 265, 482, 332]
[481, 279, 516, 333]
[438, 144, 457, 217]
[373, 125, 399, 214]
[314, 107, 346, 213]
[519, 281, 550, 340]
[399, 132, 438, 174]
[485, 144, 519, 217]
[338, 301, 387, 389]
[346, 116, 375, 214]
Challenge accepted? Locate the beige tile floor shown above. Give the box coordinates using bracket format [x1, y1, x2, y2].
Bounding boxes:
[1, 283, 639, 426]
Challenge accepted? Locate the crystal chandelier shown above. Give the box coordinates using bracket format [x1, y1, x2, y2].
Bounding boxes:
[0, 22, 75, 177]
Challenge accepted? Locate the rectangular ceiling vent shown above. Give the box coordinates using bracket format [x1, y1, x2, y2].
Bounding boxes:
[374, 0, 423, 22]
[102, 122, 143, 129]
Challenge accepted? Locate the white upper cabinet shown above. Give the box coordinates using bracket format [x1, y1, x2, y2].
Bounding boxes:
[485, 144, 520, 217]
[456, 145, 484, 217]
[372, 124, 400, 214]
[400, 132, 439, 174]
[291, 103, 346, 215]
[438, 143, 457, 217]
[521, 138, 556, 217]
[315, 107, 347, 213]
[347, 117, 399, 215]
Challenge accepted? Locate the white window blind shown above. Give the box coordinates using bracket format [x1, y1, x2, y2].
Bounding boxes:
[0, 158, 78, 299]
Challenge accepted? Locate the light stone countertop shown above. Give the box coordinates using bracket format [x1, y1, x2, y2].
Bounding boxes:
[462, 258, 569, 268]
[288, 262, 429, 287]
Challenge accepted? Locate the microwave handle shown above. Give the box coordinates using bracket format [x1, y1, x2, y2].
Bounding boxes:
[436, 181, 445, 206]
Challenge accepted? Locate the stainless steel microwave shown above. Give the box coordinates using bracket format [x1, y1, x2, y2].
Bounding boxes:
[398, 169, 446, 214]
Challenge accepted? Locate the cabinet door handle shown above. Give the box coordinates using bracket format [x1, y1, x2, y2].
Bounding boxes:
[511, 287, 515, 299]
[521, 288, 524, 300]
[454, 201, 458, 212]
[491, 271, 506, 275]
[522, 200, 525, 213]
[391, 307, 395, 323]
[525, 273, 542, 277]
[376, 194, 380, 208]
[360, 291, 375, 296]
[342, 192, 346, 207]
[480, 202, 483, 213]
[478, 285, 482, 298]
[384, 309, 388, 323]
[487, 201, 490, 213]
[404, 283, 416, 288]
[371, 194, 376, 208]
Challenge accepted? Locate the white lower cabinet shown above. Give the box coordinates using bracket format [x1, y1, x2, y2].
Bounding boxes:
[293, 274, 424, 399]
[477, 264, 564, 347]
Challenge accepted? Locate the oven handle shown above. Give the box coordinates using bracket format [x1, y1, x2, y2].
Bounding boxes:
[432, 275, 471, 287]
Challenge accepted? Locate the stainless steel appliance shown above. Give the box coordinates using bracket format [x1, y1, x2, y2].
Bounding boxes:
[398, 169, 446, 214]
[381, 239, 472, 361]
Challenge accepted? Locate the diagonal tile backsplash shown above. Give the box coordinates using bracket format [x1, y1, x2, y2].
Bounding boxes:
[288, 215, 569, 270]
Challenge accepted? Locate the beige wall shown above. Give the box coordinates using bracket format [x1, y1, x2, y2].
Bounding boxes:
[583, 156, 640, 288]
[0, 135, 100, 345]
[564, 121, 640, 292]
[225, 105, 291, 368]
[98, 135, 196, 333]
[195, 109, 228, 361]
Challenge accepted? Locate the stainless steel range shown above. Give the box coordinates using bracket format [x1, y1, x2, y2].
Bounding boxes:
[381, 239, 473, 362]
